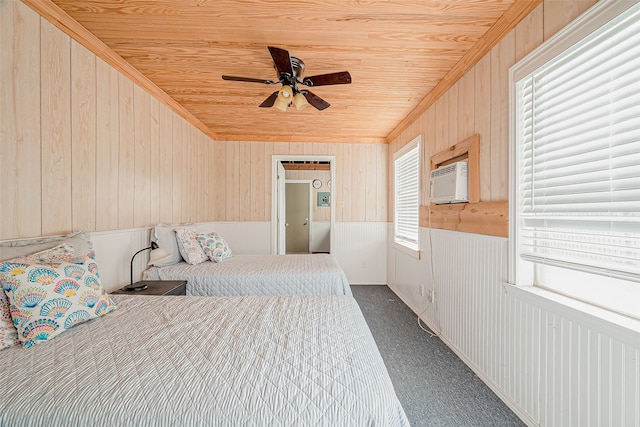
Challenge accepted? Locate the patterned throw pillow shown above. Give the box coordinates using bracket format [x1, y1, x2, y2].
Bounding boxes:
[0, 244, 76, 351]
[198, 232, 233, 263]
[174, 228, 208, 265]
[1, 254, 116, 348]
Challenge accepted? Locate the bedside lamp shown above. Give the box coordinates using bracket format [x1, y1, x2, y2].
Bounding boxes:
[127, 242, 171, 291]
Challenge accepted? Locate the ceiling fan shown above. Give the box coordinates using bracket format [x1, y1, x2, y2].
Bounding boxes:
[222, 46, 351, 111]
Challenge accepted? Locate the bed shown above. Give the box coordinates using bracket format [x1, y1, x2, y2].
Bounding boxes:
[0, 294, 409, 426]
[143, 253, 353, 296]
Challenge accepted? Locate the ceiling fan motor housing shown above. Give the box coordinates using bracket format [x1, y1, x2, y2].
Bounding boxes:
[276, 57, 305, 90]
[289, 57, 305, 79]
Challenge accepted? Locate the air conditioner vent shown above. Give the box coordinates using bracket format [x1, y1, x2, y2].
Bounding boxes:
[431, 163, 458, 178]
[429, 161, 469, 204]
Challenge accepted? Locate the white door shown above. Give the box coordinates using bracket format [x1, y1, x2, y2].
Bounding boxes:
[285, 182, 311, 254]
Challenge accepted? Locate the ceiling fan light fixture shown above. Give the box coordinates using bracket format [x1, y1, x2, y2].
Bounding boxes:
[278, 85, 293, 100]
[274, 95, 289, 112]
[293, 92, 309, 110]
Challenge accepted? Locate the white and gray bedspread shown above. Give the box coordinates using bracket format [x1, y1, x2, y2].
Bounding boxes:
[143, 253, 353, 296]
[0, 294, 409, 426]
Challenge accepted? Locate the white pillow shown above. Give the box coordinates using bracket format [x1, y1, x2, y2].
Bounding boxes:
[150, 224, 192, 267]
[0, 232, 92, 262]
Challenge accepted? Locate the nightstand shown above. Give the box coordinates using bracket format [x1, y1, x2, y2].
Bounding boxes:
[111, 280, 187, 296]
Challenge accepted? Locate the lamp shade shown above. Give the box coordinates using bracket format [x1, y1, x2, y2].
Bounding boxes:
[293, 92, 309, 110]
[148, 247, 171, 266]
[130, 242, 172, 287]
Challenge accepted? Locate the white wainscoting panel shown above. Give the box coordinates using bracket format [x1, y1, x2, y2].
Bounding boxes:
[310, 221, 330, 253]
[334, 222, 388, 284]
[388, 227, 433, 317]
[192, 222, 272, 255]
[505, 285, 640, 427]
[388, 228, 640, 427]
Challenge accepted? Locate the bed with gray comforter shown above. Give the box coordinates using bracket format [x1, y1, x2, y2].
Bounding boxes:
[0, 294, 408, 426]
[143, 253, 352, 296]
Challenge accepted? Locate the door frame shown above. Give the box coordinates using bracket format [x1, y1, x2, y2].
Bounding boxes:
[271, 155, 335, 255]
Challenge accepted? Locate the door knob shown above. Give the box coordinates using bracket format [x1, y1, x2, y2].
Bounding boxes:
[285, 223, 289, 227]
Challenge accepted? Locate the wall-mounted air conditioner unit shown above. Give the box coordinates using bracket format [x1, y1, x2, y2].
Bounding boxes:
[429, 161, 469, 204]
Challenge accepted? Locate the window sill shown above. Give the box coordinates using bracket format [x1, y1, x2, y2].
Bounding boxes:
[392, 242, 421, 260]
[503, 283, 640, 337]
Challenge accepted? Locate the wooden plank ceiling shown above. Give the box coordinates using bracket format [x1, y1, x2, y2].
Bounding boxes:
[43, 0, 530, 143]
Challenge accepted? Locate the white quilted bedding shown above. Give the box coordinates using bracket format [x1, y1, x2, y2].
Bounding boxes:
[143, 254, 352, 296]
[0, 294, 409, 426]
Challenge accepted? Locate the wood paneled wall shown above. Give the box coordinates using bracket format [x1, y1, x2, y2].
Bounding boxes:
[387, 0, 597, 225]
[1, 1, 387, 241]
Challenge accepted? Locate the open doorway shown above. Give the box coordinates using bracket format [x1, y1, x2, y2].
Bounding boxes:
[272, 155, 335, 255]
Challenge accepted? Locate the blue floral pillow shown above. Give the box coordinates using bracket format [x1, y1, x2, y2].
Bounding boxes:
[198, 232, 232, 263]
[0, 244, 77, 350]
[1, 254, 116, 348]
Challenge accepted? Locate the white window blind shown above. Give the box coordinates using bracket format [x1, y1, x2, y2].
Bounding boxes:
[514, 2, 640, 283]
[394, 138, 420, 249]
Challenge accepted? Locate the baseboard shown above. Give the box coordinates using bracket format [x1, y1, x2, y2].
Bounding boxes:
[350, 282, 388, 285]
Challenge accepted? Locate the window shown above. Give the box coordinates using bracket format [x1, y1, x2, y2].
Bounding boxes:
[394, 136, 421, 252]
[510, 1, 640, 319]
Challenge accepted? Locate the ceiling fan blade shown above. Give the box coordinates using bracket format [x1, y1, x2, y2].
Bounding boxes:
[268, 46, 293, 76]
[222, 75, 275, 84]
[302, 71, 351, 87]
[259, 91, 279, 108]
[303, 91, 330, 111]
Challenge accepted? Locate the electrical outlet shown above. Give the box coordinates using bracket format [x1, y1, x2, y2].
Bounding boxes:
[428, 290, 435, 304]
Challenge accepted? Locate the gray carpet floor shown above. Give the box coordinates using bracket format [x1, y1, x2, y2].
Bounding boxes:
[351, 285, 525, 427]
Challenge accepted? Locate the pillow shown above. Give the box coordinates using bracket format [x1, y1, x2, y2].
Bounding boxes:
[0, 244, 76, 351]
[150, 224, 192, 267]
[0, 231, 92, 262]
[198, 232, 232, 263]
[174, 228, 208, 265]
[1, 254, 116, 348]
[6, 243, 75, 264]
[0, 294, 19, 350]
